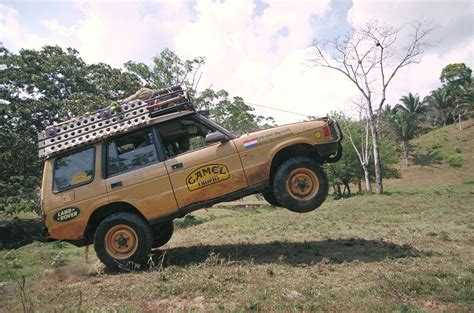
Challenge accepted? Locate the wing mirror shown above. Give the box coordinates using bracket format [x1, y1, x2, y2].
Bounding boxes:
[205, 132, 229, 145]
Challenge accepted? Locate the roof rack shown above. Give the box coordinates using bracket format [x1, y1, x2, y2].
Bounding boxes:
[38, 85, 193, 159]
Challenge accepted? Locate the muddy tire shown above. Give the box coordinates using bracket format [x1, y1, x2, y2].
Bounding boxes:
[94, 212, 152, 271]
[151, 220, 174, 248]
[273, 157, 328, 213]
[262, 190, 281, 207]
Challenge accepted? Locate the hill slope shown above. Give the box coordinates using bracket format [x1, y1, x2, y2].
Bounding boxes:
[386, 120, 474, 190]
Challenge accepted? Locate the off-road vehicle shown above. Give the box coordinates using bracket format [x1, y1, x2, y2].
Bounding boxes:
[38, 86, 342, 270]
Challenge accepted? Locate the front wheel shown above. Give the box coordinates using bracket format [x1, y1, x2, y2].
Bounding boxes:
[273, 157, 328, 213]
[94, 212, 152, 271]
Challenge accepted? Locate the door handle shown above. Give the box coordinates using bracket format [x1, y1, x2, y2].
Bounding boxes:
[171, 162, 184, 170]
[111, 181, 123, 189]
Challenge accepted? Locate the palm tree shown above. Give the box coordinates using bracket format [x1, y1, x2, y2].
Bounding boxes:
[385, 93, 425, 165]
[425, 88, 452, 126]
[396, 92, 426, 115]
[452, 81, 474, 130]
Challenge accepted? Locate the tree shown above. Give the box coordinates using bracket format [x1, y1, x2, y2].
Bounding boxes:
[383, 99, 423, 166]
[326, 112, 400, 198]
[336, 110, 373, 193]
[452, 81, 474, 130]
[0, 45, 140, 214]
[125, 48, 205, 94]
[312, 20, 433, 194]
[327, 118, 367, 197]
[387, 93, 425, 165]
[194, 88, 276, 134]
[424, 88, 452, 126]
[440, 63, 472, 88]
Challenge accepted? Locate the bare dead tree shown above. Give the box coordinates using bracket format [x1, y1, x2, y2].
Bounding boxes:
[312, 20, 434, 193]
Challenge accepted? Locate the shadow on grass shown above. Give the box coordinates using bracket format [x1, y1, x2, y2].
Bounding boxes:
[159, 238, 422, 267]
[0, 217, 43, 250]
[411, 150, 443, 167]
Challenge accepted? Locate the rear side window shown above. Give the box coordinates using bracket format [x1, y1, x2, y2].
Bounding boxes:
[53, 147, 95, 192]
[106, 128, 158, 176]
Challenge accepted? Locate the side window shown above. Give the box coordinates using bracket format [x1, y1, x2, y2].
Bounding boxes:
[53, 147, 95, 192]
[106, 128, 158, 176]
[157, 118, 214, 158]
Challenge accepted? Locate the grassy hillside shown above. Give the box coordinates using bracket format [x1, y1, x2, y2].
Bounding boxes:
[1, 122, 473, 312]
[386, 119, 474, 189]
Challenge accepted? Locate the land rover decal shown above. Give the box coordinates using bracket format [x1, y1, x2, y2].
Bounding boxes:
[186, 164, 230, 191]
[53, 207, 80, 222]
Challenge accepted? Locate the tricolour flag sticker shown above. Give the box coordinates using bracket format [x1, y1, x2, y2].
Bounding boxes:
[243, 138, 258, 149]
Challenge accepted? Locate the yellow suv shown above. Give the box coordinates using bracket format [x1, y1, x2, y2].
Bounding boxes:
[38, 87, 342, 270]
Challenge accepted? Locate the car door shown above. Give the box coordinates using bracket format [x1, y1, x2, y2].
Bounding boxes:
[104, 127, 179, 220]
[156, 116, 248, 209]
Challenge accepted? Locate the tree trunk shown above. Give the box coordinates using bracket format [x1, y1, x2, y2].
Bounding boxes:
[357, 179, 362, 194]
[368, 114, 383, 194]
[362, 163, 372, 193]
[402, 140, 409, 166]
[345, 183, 351, 196]
[459, 114, 463, 131]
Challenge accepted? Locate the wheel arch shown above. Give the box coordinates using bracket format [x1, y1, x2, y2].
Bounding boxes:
[268, 143, 321, 186]
[83, 201, 148, 245]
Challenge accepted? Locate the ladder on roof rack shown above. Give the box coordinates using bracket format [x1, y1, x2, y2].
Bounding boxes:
[38, 85, 193, 158]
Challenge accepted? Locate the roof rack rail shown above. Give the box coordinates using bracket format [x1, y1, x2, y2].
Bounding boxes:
[38, 85, 193, 158]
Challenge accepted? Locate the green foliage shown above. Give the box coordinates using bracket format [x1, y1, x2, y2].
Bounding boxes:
[194, 88, 276, 134]
[445, 154, 463, 168]
[174, 214, 216, 229]
[382, 93, 426, 164]
[440, 63, 472, 87]
[124, 48, 205, 92]
[0, 45, 140, 214]
[326, 114, 400, 196]
[423, 63, 473, 128]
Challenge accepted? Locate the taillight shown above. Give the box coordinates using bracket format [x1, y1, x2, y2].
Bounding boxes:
[322, 123, 331, 137]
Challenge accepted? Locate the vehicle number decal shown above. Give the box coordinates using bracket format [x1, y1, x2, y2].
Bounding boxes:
[186, 164, 230, 191]
[53, 207, 80, 222]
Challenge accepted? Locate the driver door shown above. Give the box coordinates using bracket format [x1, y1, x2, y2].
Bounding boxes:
[156, 116, 248, 209]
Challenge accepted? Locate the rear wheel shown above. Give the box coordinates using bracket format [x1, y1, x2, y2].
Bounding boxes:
[273, 157, 328, 213]
[94, 212, 152, 271]
[262, 190, 281, 207]
[151, 220, 174, 248]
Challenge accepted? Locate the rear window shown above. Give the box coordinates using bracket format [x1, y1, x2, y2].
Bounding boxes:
[106, 128, 158, 176]
[53, 147, 95, 192]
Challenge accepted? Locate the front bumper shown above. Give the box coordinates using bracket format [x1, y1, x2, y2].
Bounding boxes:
[315, 118, 343, 163]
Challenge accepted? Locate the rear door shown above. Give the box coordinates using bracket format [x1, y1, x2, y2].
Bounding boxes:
[104, 127, 179, 219]
[156, 116, 248, 209]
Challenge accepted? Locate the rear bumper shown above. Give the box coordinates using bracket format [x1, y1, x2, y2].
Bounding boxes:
[37, 225, 57, 243]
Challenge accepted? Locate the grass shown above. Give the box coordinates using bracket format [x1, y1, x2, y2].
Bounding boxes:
[1, 122, 474, 312]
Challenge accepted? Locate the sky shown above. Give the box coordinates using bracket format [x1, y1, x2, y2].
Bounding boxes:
[1, 0, 473, 124]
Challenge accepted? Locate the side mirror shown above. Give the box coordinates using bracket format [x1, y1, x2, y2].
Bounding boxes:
[205, 132, 229, 145]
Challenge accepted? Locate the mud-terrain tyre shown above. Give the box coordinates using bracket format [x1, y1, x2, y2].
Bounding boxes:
[94, 212, 152, 271]
[151, 220, 174, 248]
[273, 157, 328, 213]
[262, 190, 281, 207]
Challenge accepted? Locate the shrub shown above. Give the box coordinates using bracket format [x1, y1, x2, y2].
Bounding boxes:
[445, 154, 463, 168]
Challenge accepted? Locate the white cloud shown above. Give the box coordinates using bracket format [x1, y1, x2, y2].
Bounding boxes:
[0, 5, 21, 50]
[1, 0, 473, 124]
